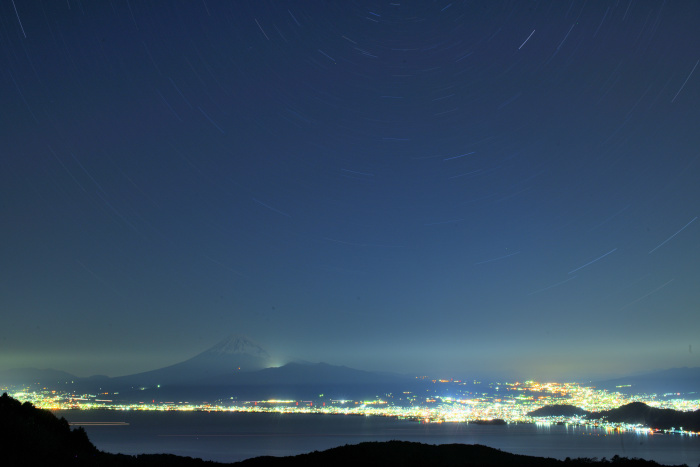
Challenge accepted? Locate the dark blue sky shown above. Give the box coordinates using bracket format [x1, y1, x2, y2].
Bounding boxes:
[2, 1, 699, 381]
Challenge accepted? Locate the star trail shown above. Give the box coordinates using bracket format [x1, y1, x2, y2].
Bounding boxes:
[1, 1, 698, 381]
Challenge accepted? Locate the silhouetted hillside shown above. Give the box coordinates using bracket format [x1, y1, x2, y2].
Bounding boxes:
[528, 402, 700, 432]
[528, 404, 589, 417]
[237, 441, 686, 467]
[594, 402, 700, 432]
[0, 392, 98, 466]
[0, 394, 690, 467]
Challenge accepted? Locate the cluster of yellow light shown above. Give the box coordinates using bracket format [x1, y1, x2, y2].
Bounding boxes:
[5, 380, 698, 435]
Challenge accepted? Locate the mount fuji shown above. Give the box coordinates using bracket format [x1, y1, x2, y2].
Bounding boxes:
[1, 335, 412, 400]
[108, 334, 411, 399]
[112, 334, 274, 387]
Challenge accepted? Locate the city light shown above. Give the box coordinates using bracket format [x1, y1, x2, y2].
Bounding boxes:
[3, 379, 698, 435]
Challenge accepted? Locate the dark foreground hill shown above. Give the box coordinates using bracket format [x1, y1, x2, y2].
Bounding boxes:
[0, 394, 689, 467]
[235, 441, 686, 467]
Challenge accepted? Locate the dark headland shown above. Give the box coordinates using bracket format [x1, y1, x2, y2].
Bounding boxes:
[0, 393, 690, 467]
[528, 403, 700, 432]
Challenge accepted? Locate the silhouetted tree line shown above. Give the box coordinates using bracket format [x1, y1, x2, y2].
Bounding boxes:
[0, 393, 217, 466]
[1, 391, 97, 465]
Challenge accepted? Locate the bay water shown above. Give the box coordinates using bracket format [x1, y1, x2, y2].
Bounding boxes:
[55, 410, 700, 466]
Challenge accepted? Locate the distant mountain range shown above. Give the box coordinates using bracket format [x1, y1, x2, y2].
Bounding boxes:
[592, 367, 700, 396]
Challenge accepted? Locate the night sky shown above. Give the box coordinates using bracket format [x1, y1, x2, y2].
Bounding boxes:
[2, 1, 699, 381]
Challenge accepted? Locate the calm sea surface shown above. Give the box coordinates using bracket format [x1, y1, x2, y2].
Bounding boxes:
[55, 410, 700, 466]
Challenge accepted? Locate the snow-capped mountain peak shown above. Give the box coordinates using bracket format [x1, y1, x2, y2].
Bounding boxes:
[205, 334, 270, 359]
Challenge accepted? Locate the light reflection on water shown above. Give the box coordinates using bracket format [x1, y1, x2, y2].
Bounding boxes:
[57, 410, 700, 465]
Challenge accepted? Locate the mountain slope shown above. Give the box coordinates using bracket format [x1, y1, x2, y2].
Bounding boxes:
[227, 361, 405, 386]
[112, 335, 273, 387]
[127, 360, 413, 401]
